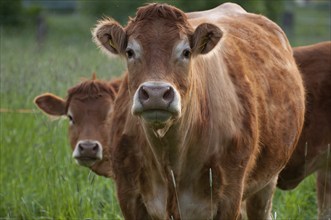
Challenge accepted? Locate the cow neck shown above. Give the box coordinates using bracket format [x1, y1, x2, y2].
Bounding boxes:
[140, 121, 180, 177]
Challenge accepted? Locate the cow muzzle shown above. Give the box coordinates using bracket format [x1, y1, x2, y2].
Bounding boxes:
[132, 81, 181, 125]
[72, 140, 102, 167]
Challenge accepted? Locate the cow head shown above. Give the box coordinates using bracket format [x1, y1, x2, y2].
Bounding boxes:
[34, 76, 120, 177]
[93, 3, 222, 132]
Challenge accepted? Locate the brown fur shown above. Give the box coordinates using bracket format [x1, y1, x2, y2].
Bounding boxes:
[34, 76, 122, 178]
[93, 3, 305, 219]
[278, 41, 331, 219]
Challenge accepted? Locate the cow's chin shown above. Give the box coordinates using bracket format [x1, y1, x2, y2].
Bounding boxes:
[75, 158, 100, 167]
[140, 110, 173, 127]
[139, 110, 178, 138]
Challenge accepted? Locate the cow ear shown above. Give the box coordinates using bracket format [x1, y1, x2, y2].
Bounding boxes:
[190, 23, 223, 55]
[34, 93, 66, 116]
[92, 18, 127, 57]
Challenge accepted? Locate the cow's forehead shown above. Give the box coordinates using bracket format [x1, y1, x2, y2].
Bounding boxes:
[126, 23, 189, 55]
[128, 20, 182, 38]
[67, 95, 113, 114]
[126, 9, 193, 41]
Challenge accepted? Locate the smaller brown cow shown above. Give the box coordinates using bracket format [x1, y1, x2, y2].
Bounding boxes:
[278, 41, 331, 219]
[34, 75, 122, 178]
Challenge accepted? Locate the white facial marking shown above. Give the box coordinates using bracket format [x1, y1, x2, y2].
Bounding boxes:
[67, 108, 74, 125]
[126, 38, 142, 61]
[72, 145, 79, 159]
[171, 85, 181, 116]
[131, 84, 144, 115]
[174, 39, 191, 61]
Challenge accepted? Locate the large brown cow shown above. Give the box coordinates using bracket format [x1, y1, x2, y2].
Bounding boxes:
[32, 42, 330, 219]
[33, 42, 330, 219]
[93, 3, 305, 219]
[278, 41, 331, 219]
[34, 75, 122, 178]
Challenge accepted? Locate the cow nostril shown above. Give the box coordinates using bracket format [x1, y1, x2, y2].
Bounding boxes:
[93, 144, 99, 152]
[79, 144, 84, 152]
[163, 87, 174, 102]
[78, 142, 99, 154]
[139, 86, 150, 101]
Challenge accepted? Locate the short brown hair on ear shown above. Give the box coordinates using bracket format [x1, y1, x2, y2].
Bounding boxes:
[191, 23, 223, 55]
[92, 18, 127, 57]
[34, 93, 66, 116]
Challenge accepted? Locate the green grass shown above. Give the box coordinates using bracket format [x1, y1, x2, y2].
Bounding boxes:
[1, 14, 125, 110]
[273, 176, 317, 219]
[0, 7, 328, 219]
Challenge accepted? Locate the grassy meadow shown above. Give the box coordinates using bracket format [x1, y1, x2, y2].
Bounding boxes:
[1, 4, 330, 220]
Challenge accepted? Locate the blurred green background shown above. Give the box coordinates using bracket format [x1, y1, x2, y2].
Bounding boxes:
[1, 0, 330, 219]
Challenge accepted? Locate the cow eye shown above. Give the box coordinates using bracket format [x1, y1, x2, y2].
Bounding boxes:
[67, 114, 74, 124]
[125, 48, 135, 59]
[182, 48, 191, 59]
